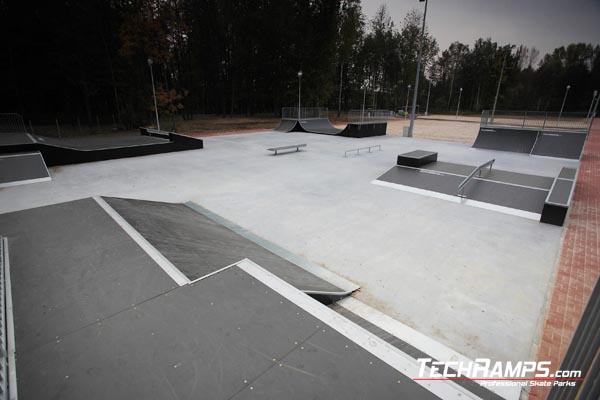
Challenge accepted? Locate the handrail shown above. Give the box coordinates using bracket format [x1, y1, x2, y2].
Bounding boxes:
[458, 159, 495, 197]
[344, 145, 381, 157]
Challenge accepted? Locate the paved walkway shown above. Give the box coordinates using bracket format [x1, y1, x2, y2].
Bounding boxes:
[530, 119, 600, 399]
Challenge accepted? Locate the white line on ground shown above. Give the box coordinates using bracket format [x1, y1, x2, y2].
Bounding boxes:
[185, 201, 359, 295]
[395, 164, 551, 191]
[93, 196, 190, 286]
[337, 297, 521, 400]
[372, 179, 542, 221]
[237, 258, 482, 400]
[0, 152, 41, 159]
[3, 237, 19, 400]
[0, 177, 52, 189]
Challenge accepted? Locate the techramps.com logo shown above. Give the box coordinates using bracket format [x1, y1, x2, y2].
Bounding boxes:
[414, 358, 583, 387]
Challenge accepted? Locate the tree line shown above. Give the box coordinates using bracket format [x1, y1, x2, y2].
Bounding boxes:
[1, 0, 599, 128]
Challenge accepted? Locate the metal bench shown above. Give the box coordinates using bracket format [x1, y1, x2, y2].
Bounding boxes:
[267, 144, 306, 155]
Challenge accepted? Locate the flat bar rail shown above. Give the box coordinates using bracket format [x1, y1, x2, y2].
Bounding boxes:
[458, 159, 495, 197]
[267, 144, 306, 155]
[344, 145, 381, 157]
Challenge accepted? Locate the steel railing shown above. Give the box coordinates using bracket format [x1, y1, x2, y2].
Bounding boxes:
[458, 159, 495, 197]
[347, 110, 391, 124]
[344, 145, 382, 157]
[481, 110, 593, 132]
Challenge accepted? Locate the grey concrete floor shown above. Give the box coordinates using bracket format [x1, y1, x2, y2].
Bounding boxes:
[0, 130, 578, 365]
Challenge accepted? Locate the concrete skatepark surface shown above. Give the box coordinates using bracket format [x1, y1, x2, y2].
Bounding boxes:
[0, 130, 578, 377]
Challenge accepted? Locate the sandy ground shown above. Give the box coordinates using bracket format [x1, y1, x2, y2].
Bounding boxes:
[36, 113, 481, 144]
[342, 115, 480, 144]
[179, 114, 482, 144]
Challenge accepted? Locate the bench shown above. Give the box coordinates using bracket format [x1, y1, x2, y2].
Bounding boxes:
[397, 150, 437, 167]
[267, 144, 306, 155]
[540, 167, 578, 226]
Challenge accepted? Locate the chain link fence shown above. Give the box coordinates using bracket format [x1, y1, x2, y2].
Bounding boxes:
[0, 114, 26, 134]
[347, 110, 391, 124]
[281, 107, 329, 119]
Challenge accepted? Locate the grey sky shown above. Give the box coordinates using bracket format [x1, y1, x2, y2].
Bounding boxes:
[361, 0, 600, 59]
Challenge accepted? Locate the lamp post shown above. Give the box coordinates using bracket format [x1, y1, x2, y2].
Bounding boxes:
[297, 71, 303, 119]
[456, 87, 463, 118]
[592, 90, 600, 119]
[491, 50, 508, 123]
[587, 90, 598, 119]
[405, 84, 412, 116]
[425, 79, 432, 116]
[408, 0, 428, 137]
[559, 85, 571, 120]
[361, 82, 367, 123]
[147, 58, 160, 131]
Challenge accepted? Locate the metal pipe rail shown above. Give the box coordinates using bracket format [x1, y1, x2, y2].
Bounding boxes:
[344, 145, 381, 157]
[458, 159, 495, 197]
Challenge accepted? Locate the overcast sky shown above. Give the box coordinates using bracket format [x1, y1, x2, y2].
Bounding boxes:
[361, 0, 600, 59]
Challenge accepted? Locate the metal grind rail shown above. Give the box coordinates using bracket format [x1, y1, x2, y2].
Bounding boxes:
[458, 159, 495, 197]
[344, 145, 381, 157]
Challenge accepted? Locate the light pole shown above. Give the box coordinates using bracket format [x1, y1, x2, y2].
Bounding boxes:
[559, 85, 571, 120]
[425, 79, 432, 116]
[297, 71, 303, 119]
[491, 50, 508, 123]
[405, 84, 412, 116]
[456, 87, 463, 118]
[361, 82, 367, 123]
[147, 58, 160, 131]
[587, 90, 598, 119]
[592, 90, 600, 119]
[408, 0, 428, 137]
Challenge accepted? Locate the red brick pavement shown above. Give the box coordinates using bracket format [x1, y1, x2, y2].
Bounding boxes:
[529, 119, 600, 399]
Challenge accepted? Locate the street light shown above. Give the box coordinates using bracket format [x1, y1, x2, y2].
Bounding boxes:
[405, 84, 412, 115]
[587, 90, 598, 119]
[297, 71, 303, 119]
[592, 90, 600, 119]
[456, 87, 463, 118]
[492, 50, 508, 123]
[147, 58, 160, 131]
[425, 79, 433, 116]
[559, 85, 571, 120]
[408, 0, 428, 137]
[361, 82, 367, 123]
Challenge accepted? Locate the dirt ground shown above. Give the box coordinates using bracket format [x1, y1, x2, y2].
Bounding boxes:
[384, 115, 480, 143]
[179, 114, 481, 144]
